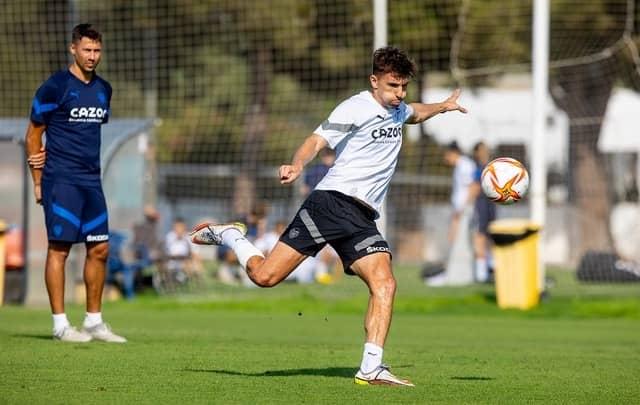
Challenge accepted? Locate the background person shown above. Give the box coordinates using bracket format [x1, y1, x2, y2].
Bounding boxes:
[427, 141, 477, 286]
[471, 141, 496, 283]
[25, 24, 125, 343]
[164, 217, 203, 283]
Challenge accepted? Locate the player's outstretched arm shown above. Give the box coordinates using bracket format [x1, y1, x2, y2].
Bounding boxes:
[25, 121, 47, 204]
[279, 133, 328, 184]
[406, 88, 467, 124]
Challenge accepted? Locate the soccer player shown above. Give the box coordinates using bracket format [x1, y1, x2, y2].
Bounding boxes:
[25, 24, 126, 343]
[191, 46, 466, 386]
[471, 142, 496, 282]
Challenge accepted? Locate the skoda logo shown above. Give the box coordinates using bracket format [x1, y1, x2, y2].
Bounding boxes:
[289, 228, 300, 239]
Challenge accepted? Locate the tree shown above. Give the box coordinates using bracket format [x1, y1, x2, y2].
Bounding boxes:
[549, 0, 628, 256]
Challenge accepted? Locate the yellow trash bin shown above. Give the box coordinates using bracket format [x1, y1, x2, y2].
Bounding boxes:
[489, 219, 541, 310]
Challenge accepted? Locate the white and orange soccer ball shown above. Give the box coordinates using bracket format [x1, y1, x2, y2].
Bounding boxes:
[480, 157, 529, 205]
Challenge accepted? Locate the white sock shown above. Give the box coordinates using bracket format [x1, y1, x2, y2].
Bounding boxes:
[52, 313, 70, 334]
[221, 229, 264, 269]
[475, 258, 488, 282]
[360, 342, 383, 374]
[83, 312, 103, 328]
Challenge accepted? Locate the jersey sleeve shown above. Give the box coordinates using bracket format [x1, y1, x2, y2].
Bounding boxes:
[313, 100, 357, 148]
[473, 165, 482, 183]
[30, 79, 60, 125]
[452, 158, 478, 212]
[401, 103, 414, 123]
[102, 80, 113, 124]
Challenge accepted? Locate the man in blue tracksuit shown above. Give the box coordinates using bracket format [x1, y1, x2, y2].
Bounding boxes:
[25, 23, 125, 343]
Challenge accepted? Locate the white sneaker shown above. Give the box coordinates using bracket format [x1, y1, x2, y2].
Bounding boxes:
[82, 323, 127, 343]
[190, 222, 247, 245]
[354, 364, 415, 386]
[53, 325, 92, 343]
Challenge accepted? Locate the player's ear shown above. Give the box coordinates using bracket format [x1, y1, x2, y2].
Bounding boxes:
[69, 43, 76, 56]
[369, 74, 379, 90]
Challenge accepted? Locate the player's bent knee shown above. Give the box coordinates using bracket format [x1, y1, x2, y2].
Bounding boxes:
[87, 242, 109, 262]
[248, 269, 279, 288]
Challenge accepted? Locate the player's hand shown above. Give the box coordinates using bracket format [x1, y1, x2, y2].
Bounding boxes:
[441, 89, 467, 114]
[28, 147, 46, 169]
[34, 184, 42, 205]
[279, 164, 302, 184]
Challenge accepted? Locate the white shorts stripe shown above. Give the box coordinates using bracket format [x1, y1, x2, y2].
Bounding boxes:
[299, 209, 326, 244]
[354, 234, 384, 252]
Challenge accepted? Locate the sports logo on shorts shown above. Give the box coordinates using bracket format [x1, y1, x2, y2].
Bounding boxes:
[87, 234, 109, 242]
[366, 246, 390, 254]
[53, 224, 63, 237]
[289, 228, 300, 239]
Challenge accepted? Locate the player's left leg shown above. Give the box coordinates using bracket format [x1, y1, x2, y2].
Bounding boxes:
[84, 241, 108, 313]
[81, 240, 126, 342]
[79, 185, 126, 343]
[350, 253, 414, 386]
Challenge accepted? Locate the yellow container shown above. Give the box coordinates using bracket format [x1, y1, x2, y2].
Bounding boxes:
[489, 219, 541, 310]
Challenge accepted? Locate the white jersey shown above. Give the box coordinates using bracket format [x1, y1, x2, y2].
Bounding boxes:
[313, 90, 414, 217]
[165, 231, 191, 258]
[451, 155, 477, 213]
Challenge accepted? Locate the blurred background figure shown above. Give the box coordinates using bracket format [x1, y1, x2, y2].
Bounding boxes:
[254, 219, 285, 257]
[302, 148, 336, 196]
[164, 217, 203, 285]
[132, 205, 163, 288]
[427, 141, 477, 286]
[106, 230, 137, 300]
[2, 224, 26, 304]
[471, 141, 496, 283]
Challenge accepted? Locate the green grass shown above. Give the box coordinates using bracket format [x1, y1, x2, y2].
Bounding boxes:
[1, 267, 639, 404]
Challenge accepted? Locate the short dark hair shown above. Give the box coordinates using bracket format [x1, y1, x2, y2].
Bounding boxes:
[72, 23, 102, 43]
[372, 46, 417, 79]
[446, 140, 461, 153]
[472, 141, 487, 154]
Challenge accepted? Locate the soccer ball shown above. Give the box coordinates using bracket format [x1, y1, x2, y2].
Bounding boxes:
[481, 157, 529, 205]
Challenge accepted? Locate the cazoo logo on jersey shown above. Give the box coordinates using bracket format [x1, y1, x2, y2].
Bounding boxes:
[371, 126, 403, 141]
[69, 107, 108, 123]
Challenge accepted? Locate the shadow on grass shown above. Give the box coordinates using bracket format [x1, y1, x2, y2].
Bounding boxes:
[184, 364, 414, 379]
[482, 292, 497, 303]
[11, 334, 52, 340]
[450, 376, 495, 381]
[183, 366, 355, 378]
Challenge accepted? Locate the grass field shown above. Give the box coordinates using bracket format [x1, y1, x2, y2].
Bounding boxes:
[1, 267, 639, 404]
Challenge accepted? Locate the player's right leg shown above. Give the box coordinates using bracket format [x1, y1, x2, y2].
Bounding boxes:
[45, 242, 92, 342]
[191, 223, 308, 287]
[41, 180, 92, 342]
[79, 186, 126, 343]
